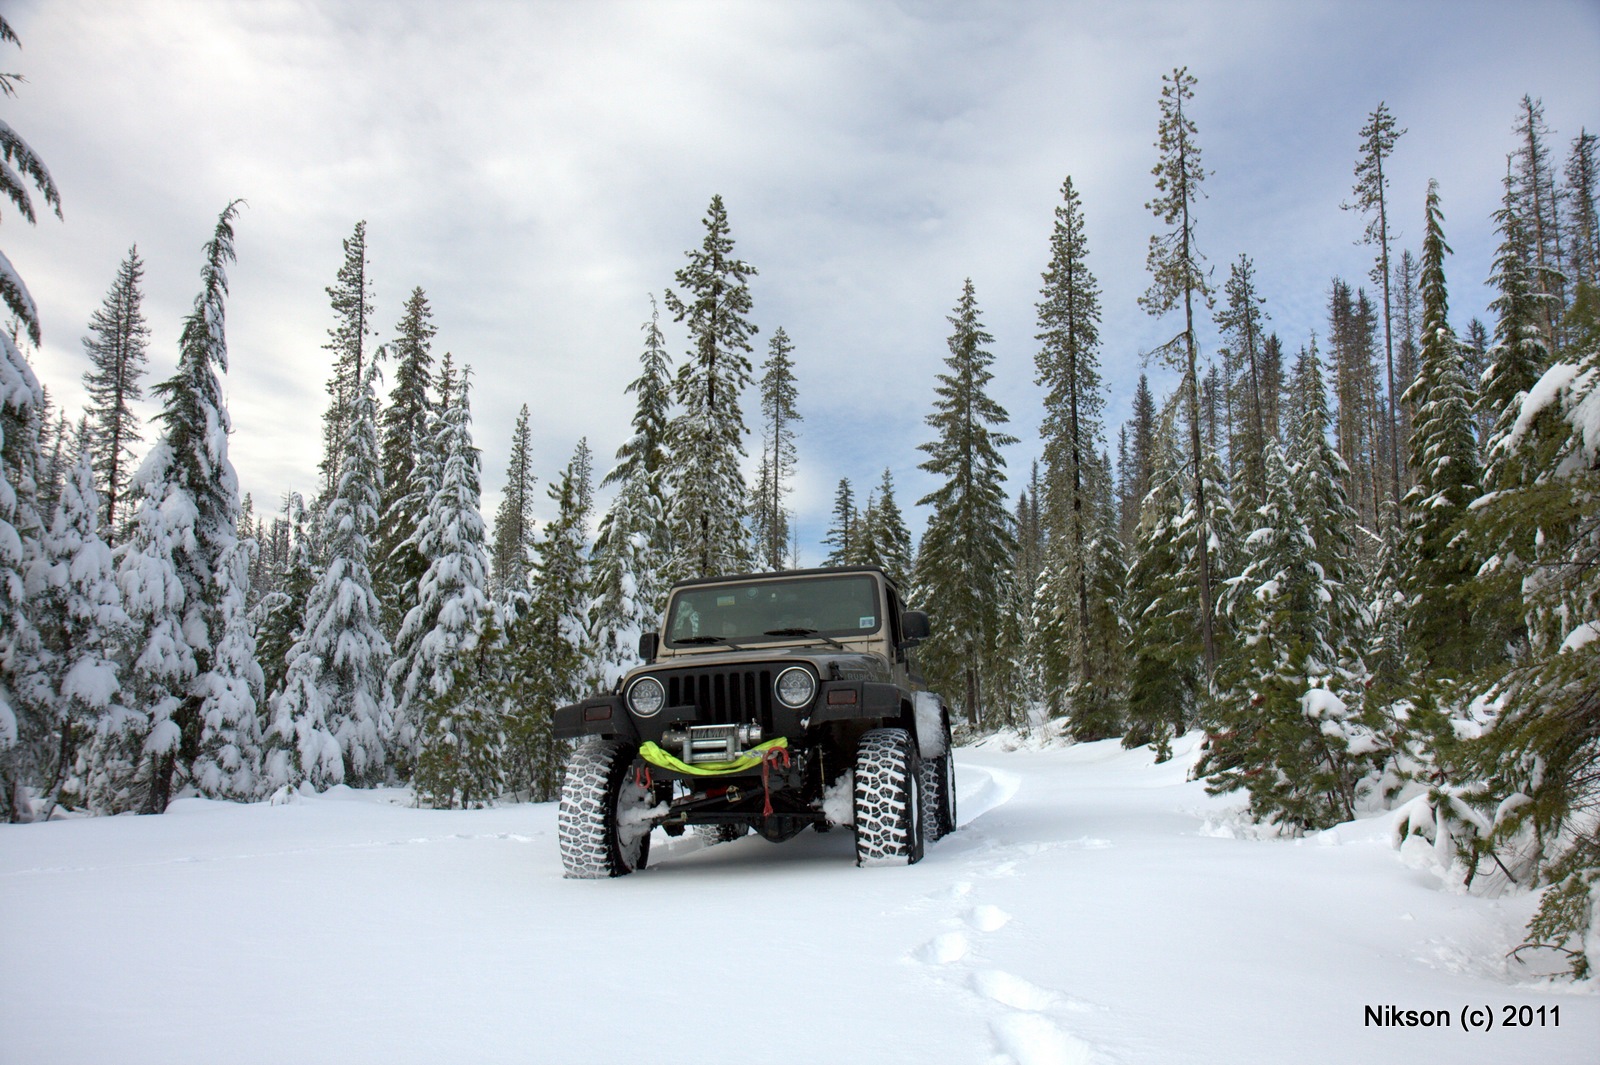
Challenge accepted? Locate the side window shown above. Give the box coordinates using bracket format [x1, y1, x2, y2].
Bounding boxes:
[887, 585, 904, 656]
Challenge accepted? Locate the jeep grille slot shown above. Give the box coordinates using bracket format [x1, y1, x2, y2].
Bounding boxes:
[667, 667, 775, 729]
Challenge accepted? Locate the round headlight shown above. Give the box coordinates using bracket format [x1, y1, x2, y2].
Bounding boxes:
[626, 676, 666, 717]
[774, 667, 817, 709]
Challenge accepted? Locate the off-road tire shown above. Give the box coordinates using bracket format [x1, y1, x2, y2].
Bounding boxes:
[919, 750, 956, 842]
[853, 728, 923, 865]
[558, 739, 652, 878]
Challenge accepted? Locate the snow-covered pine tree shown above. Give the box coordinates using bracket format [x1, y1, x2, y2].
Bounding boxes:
[374, 286, 436, 638]
[80, 246, 151, 543]
[1117, 374, 1158, 545]
[591, 301, 673, 684]
[821, 477, 859, 566]
[914, 278, 1018, 728]
[1033, 175, 1107, 722]
[1215, 255, 1270, 515]
[489, 403, 536, 611]
[393, 366, 490, 769]
[413, 608, 507, 808]
[1564, 130, 1599, 292]
[506, 446, 592, 801]
[1400, 181, 1483, 678]
[118, 202, 260, 810]
[1141, 66, 1220, 686]
[1123, 408, 1199, 758]
[752, 326, 801, 570]
[1075, 450, 1130, 739]
[275, 367, 391, 788]
[662, 194, 757, 581]
[1345, 102, 1407, 518]
[251, 492, 312, 709]
[318, 221, 376, 505]
[1513, 97, 1568, 354]
[0, 13, 61, 819]
[858, 468, 913, 589]
[25, 443, 129, 812]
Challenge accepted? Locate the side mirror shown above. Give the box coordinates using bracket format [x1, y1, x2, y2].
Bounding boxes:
[638, 632, 660, 663]
[901, 611, 930, 644]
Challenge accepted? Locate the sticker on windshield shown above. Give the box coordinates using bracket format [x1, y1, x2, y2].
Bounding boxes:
[717, 596, 736, 607]
[860, 615, 875, 629]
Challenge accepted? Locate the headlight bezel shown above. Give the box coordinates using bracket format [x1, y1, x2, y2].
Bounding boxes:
[774, 666, 818, 710]
[626, 675, 666, 717]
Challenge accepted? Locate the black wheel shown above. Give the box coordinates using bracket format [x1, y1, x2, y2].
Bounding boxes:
[919, 748, 957, 842]
[853, 728, 923, 865]
[558, 739, 654, 878]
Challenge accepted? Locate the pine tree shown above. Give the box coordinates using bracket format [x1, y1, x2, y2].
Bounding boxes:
[392, 368, 490, 759]
[274, 369, 391, 788]
[1393, 248, 1422, 488]
[1400, 181, 1481, 678]
[506, 446, 592, 801]
[914, 278, 1018, 728]
[1033, 175, 1106, 715]
[80, 247, 150, 543]
[489, 404, 536, 607]
[118, 202, 260, 811]
[0, 14, 60, 818]
[318, 221, 376, 503]
[822, 477, 859, 566]
[857, 467, 913, 588]
[251, 492, 312, 713]
[590, 300, 673, 683]
[374, 287, 436, 637]
[752, 326, 801, 570]
[1563, 129, 1599, 291]
[1118, 374, 1158, 544]
[25, 443, 129, 812]
[662, 194, 758, 581]
[1345, 102, 1407, 518]
[1216, 255, 1270, 514]
[1513, 97, 1567, 354]
[1140, 65, 1219, 685]
[413, 610, 508, 808]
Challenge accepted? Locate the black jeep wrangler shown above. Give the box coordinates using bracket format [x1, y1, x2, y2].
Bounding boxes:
[553, 565, 955, 877]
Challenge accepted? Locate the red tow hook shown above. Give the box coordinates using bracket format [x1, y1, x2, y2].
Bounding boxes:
[633, 765, 653, 790]
[760, 746, 791, 817]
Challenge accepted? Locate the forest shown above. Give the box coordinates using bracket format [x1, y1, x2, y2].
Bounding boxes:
[1, 19, 1597, 980]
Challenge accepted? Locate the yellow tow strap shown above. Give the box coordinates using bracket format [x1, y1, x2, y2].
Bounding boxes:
[637, 737, 789, 776]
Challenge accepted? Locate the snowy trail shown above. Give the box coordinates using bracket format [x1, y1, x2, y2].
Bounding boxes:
[2, 737, 1595, 1064]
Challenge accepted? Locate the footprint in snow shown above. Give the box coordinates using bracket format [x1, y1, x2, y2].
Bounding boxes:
[990, 1011, 1098, 1065]
[971, 969, 1055, 1011]
[917, 931, 971, 965]
[965, 904, 1012, 932]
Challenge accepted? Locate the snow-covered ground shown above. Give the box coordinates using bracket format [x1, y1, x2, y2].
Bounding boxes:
[3, 734, 1595, 1065]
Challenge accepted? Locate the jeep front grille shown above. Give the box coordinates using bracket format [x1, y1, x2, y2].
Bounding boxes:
[665, 667, 776, 729]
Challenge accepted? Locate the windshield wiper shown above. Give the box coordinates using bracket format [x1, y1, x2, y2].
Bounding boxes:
[673, 635, 745, 649]
[763, 628, 847, 650]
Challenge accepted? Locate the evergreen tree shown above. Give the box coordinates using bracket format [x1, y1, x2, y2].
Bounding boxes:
[1140, 65, 1219, 685]
[26, 444, 128, 812]
[1400, 181, 1481, 677]
[274, 369, 391, 788]
[662, 194, 758, 580]
[1118, 374, 1158, 544]
[391, 367, 490, 762]
[413, 611, 508, 808]
[857, 468, 913, 588]
[251, 492, 312, 711]
[591, 300, 673, 683]
[0, 13, 60, 818]
[1393, 248, 1422, 489]
[1563, 129, 1598, 291]
[752, 326, 801, 570]
[507, 447, 592, 801]
[1033, 175, 1106, 714]
[80, 246, 150, 542]
[1216, 255, 1270, 514]
[914, 278, 1018, 728]
[374, 286, 436, 637]
[318, 221, 376, 503]
[821, 477, 859, 566]
[118, 202, 259, 811]
[489, 403, 536, 607]
[1345, 102, 1406, 516]
[1513, 97, 1567, 353]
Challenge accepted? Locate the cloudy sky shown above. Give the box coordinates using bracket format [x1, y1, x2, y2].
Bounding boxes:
[7, 0, 1598, 559]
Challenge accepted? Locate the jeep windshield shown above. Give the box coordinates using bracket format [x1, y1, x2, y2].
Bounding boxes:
[665, 574, 883, 648]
